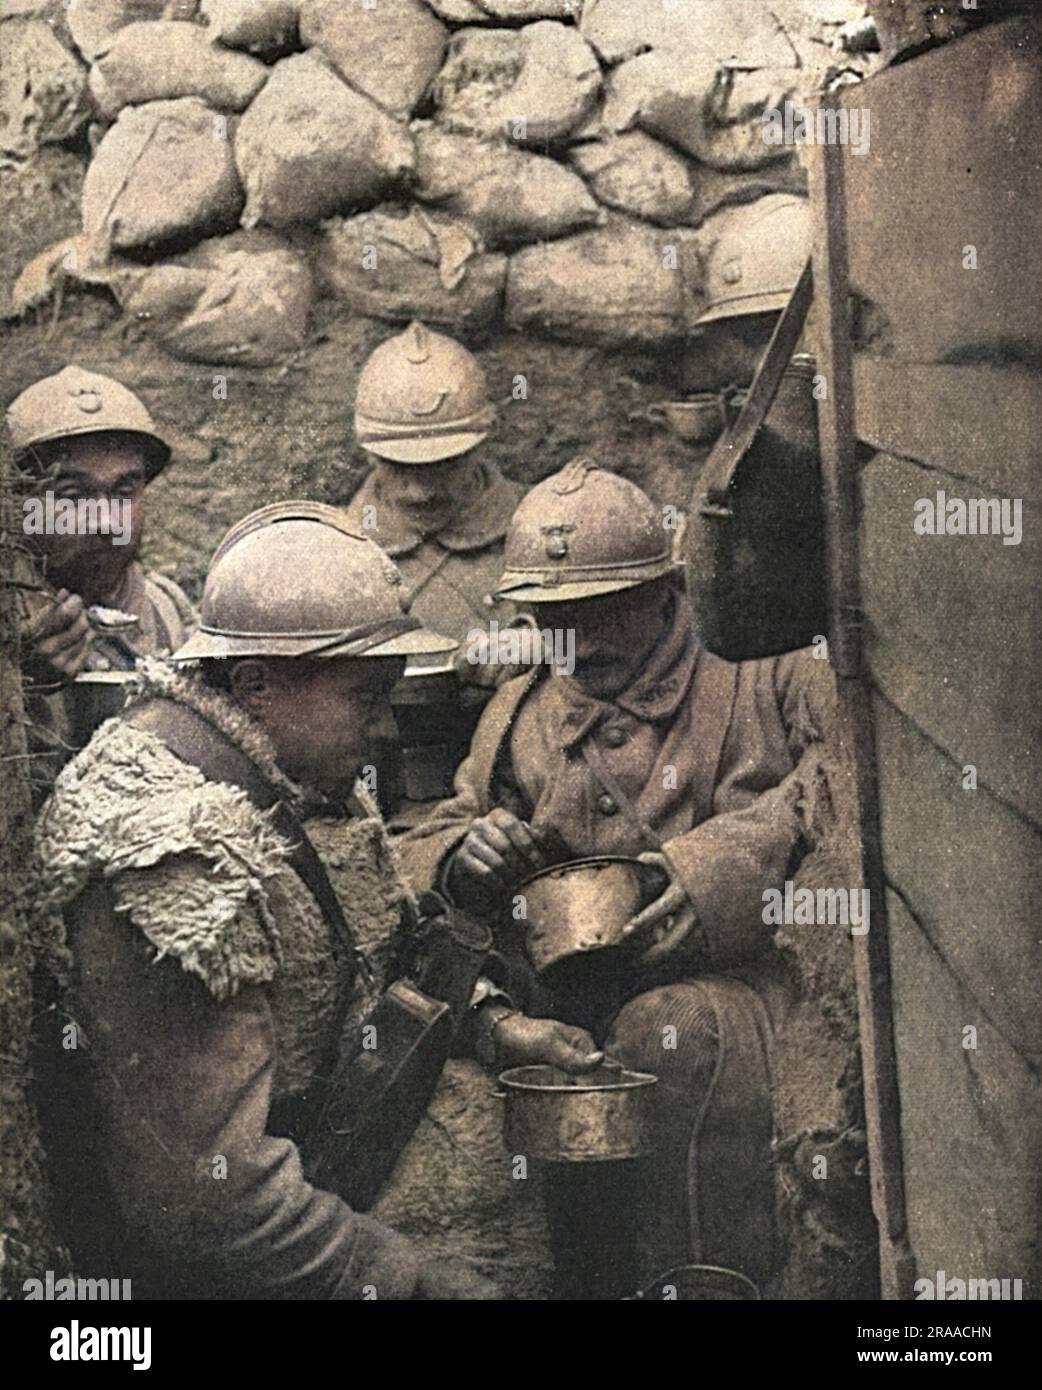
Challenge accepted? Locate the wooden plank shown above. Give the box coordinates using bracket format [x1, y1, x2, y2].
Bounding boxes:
[809, 129, 915, 1301]
[861, 450, 1042, 824]
[887, 889, 1040, 1297]
[874, 695, 1042, 1057]
[839, 15, 1042, 364]
[853, 359, 1042, 505]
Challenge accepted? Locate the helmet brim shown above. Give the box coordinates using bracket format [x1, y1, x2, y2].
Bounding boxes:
[170, 626, 457, 662]
[694, 291, 790, 325]
[493, 577, 658, 604]
[13, 425, 171, 478]
[361, 430, 490, 465]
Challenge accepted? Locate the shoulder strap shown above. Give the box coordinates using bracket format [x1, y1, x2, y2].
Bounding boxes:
[700, 259, 814, 514]
[124, 698, 373, 988]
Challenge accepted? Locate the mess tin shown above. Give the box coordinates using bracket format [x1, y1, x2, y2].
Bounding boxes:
[519, 855, 668, 995]
[498, 1060, 658, 1163]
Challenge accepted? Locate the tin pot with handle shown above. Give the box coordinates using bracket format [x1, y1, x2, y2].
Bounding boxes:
[497, 1059, 657, 1163]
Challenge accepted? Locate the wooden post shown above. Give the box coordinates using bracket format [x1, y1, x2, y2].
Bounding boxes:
[808, 124, 917, 1301]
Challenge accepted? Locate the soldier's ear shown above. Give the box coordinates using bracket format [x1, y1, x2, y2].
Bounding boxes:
[228, 658, 270, 714]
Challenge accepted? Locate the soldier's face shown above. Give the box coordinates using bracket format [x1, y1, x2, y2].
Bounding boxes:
[534, 579, 674, 701]
[232, 656, 404, 800]
[25, 433, 148, 599]
[376, 452, 480, 534]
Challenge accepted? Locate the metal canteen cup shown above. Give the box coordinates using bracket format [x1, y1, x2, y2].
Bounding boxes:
[644, 395, 727, 442]
[497, 1060, 658, 1162]
[518, 855, 669, 994]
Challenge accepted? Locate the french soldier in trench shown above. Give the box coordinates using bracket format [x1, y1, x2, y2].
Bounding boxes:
[29, 501, 603, 1299]
[341, 321, 528, 823]
[399, 457, 837, 1298]
[6, 366, 195, 808]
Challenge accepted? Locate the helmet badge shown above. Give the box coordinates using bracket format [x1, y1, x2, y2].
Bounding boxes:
[540, 522, 575, 560]
[69, 384, 103, 414]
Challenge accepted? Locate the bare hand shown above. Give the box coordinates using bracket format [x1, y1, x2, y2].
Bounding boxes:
[22, 588, 93, 683]
[620, 851, 701, 969]
[493, 1014, 603, 1075]
[415, 1262, 502, 1300]
[449, 808, 545, 910]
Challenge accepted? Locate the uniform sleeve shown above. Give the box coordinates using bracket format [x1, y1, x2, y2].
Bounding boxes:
[661, 650, 836, 971]
[396, 678, 529, 892]
[68, 881, 425, 1300]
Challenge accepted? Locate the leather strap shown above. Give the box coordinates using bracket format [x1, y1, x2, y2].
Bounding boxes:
[700, 259, 814, 514]
[124, 698, 374, 988]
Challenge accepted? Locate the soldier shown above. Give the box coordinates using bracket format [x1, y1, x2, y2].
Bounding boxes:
[342, 321, 527, 819]
[685, 193, 810, 393]
[400, 458, 836, 1298]
[29, 503, 502, 1299]
[6, 365, 195, 805]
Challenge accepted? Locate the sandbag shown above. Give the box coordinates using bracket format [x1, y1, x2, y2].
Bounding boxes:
[414, 124, 600, 248]
[505, 218, 701, 345]
[88, 20, 269, 119]
[234, 53, 415, 230]
[570, 132, 697, 226]
[424, 1, 589, 21]
[1, 18, 89, 161]
[200, 0, 300, 54]
[65, 0, 174, 63]
[82, 97, 243, 250]
[433, 20, 599, 144]
[115, 228, 313, 364]
[316, 205, 506, 331]
[299, 0, 447, 119]
[602, 51, 802, 171]
[579, 0, 805, 66]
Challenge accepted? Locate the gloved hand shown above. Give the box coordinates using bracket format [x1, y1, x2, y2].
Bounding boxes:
[21, 587, 93, 683]
[493, 1013, 603, 1075]
[448, 808, 545, 912]
[620, 850, 706, 970]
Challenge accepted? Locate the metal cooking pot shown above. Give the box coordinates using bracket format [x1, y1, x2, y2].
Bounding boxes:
[519, 856, 668, 993]
[498, 1061, 657, 1163]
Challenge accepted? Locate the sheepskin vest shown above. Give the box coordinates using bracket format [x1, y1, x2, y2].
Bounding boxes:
[31, 659, 414, 1105]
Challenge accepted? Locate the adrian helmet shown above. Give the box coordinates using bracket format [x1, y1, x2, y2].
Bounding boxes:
[695, 194, 810, 326]
[6, 365, 171, 475]
[171, 501, 456, 662]
[495, 458, 677, 604]
[354, 321, 495, 465]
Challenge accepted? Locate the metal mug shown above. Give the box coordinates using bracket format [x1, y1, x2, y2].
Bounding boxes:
[644, 394, 727, 442]
[518, 855, 668, 994]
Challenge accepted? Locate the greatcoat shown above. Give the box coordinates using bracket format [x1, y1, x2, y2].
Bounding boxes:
[400, 590, 837, 1287]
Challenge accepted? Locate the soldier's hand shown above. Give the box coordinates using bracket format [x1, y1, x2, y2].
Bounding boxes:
[449, 808, 544, 909]
[620, 851, 703, 969]
[493, 1013, 603, 1075]
[21, 588, 94, 683]
[414, 1262, 502, 1300]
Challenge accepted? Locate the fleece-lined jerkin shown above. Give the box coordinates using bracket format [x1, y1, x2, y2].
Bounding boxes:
[29, 659, 431, 1300]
